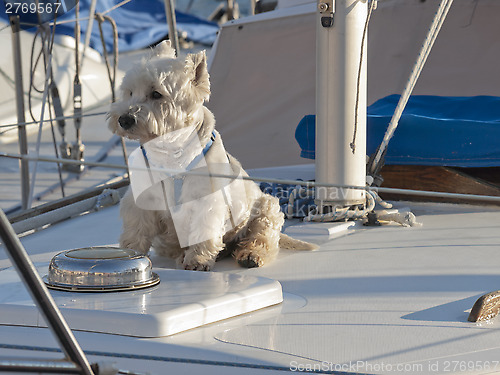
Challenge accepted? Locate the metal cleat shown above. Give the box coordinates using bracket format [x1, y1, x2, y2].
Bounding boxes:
[60, 141, 85, 173]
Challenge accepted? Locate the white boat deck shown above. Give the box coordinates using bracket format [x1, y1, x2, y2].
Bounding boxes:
[1, 197, 500, 374]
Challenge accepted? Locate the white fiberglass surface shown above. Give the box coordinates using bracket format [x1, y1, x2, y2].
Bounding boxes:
[213, 205, 500, 373]
[1, 202, 500, 373]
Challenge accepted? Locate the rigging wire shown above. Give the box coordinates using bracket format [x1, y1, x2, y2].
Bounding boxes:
[27, 18, 66, 198]
[101, 0, 133, 16]
[73, 0, 83, 164]
[0, 111, 108, 129]
[95, 12, 129, 170]
[27, 21, 58, 209]
[367, 0, 454, 182]
[47, 92, 66, 197]
[351, 0, 376, 154]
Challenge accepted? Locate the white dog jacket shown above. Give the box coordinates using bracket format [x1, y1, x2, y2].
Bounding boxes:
[128, 126, 248, 247]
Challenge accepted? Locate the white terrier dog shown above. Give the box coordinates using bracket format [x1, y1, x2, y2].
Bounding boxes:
[109, 41, 316, 271]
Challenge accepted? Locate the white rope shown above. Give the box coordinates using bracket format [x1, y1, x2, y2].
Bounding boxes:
[376, 208, 421, 227]
[369, 0, 454, 176]
[285, 185, 314, 219]
[304, 190, 378, 222]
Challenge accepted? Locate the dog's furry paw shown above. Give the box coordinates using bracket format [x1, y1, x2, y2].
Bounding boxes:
[237, 256, 260, 268]
[178, 253, 214, 271]
[184, 262, 211, 271]
[235, 252, 263, 268]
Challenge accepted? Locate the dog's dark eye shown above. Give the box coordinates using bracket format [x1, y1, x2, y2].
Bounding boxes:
[151, 91, 163, 99]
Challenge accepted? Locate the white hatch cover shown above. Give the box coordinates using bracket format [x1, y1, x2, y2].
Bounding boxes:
[0, 266, 283, 337]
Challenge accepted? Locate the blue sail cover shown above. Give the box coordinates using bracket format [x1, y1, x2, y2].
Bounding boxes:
[0, 0, 218, 53]
[296, 95, 500, 167]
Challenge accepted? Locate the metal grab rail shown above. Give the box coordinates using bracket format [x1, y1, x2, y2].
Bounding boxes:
[0, 209, 95, 375]
[0, 358, 81, 374]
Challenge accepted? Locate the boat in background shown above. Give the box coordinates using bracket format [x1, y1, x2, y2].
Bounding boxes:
[0, 0, 221, 144]
[0, 20, 114, 143]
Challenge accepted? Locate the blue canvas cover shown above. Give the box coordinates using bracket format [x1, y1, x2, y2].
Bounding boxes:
[1, 0, 218, 54]
[295, 95, 500, 167]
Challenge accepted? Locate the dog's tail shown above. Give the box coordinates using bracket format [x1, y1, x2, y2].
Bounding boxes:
[279, 233, 318, 251]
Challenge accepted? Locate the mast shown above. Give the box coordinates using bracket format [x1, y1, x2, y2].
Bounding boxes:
[315, 0, 368, 211]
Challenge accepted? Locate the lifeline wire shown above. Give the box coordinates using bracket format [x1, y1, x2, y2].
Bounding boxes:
[2, 152, 500, 205]
[27, 22, 66, 197]
[0, 111, 108, 129]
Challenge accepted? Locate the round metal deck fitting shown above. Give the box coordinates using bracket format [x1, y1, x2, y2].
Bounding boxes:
[43, 247, 160, 292]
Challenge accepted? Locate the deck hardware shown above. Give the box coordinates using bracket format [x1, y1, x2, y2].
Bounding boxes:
[62, 2, 86, 173]
[318, 0, 334, 28]
[468, 290, 500, 322]
[44, 247, 160, 292]
[364, 211, 381, 226]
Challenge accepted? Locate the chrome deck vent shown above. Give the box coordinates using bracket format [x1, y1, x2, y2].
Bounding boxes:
[44, 247, 160, 292]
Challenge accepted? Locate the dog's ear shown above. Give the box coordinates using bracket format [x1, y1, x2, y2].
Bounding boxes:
[150, 40, 176, 59]
[185, 51, 210, 102]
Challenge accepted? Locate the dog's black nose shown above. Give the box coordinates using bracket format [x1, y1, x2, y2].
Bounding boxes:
[118, 114, 136, 130]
